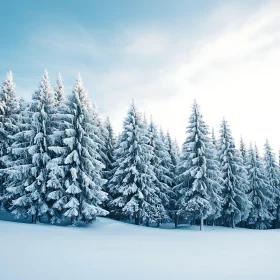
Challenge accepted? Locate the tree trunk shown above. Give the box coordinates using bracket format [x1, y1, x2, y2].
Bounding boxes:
[200, 217, 203, 231]
[174, 213, 178, 228]
[146, 218, 149, 227]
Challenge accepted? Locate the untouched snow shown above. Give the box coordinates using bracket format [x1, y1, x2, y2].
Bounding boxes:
[1, 216, 280, 280]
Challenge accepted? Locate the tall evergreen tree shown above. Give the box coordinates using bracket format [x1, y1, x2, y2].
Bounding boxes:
[0, 71, 20, 193]
[175, 101, 222, 230]
[108, 102, 163, 225]
[147, 119, 173, 224]
[0, 99, 32, 216]
[247, 144, 274, 229]
[24, 70, 55, 222]
[48, 74, 108, 224]
[263, 140, 280, 228]
[218, 119, 251, 228]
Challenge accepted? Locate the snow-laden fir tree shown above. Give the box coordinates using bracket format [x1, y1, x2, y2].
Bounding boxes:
[0, 99, 32, 216]
[263, 140, 280, 228]
[108, 102, 163, 225]
[175, 101, 222, 230]
[247, 144, 274, 229]
[48, 74, 108, 224]
[218, 119, 251, 228]
[147, 119, 173, 225]
[22, 70, 56, 222]
[53, 72, 65, 107]
[0, 71, 20, 193]
[102, 117, 115, 184]
[240, 137, 247, 162]
[211, 128, 218, 149]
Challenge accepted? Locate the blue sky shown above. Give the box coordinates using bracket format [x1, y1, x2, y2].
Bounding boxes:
[1, 0, 279, 152]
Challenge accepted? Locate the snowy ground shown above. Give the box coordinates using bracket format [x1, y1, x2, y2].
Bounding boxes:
[1, 212, 280, 280]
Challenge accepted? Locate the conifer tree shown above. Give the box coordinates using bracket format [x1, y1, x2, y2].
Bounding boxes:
[218, 119, 251, 228]
[102, 117, 115, 183]
[175, 101, 222, 230]
[0, 71, 20, 193]
[0, 99, 32, 216]
[53, 72, 65, 106]
[24, 70, 55, 222]
[240, 137, 247, 162]
[108, 102, 163, 225]
[263, 140, 280, 228]
[247, 144, 274, 229]
[49, 74, 108, 224]
[147, 119, 173, 224]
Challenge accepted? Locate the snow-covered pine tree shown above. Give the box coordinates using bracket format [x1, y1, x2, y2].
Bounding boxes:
[240, 137, 247, 162]
[102, 117, 115, 183]
[247, 144, 274, 229]
[263, 140, 280, 228]
[22, 70, 56, 222]
[147, 119, 173, 225]
[175, 101, 222, 230]
[49, 74, 108, 225]
[211, 128, 218, 149]
[108, 102, 163, 226]
[53, 72, 65, 107]
[0, 98, 32, 217]
[218, 119, 251, 228]
[0, 71, 20, 194]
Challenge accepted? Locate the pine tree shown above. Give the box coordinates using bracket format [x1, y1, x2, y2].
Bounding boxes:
[102, 117, 115, 183]
[49, 74, 108, 225]
[240, 137, 247, 162]
[108, 102, 163, 226]
[218, 119, 251, 228]
[0, 71, 20, 194]
[211, 128, 218, 149]
[263, 140, 280, 228]
[0, 99, 32, 217]
[23, 70, 56, 222]
[247, 144, 274, 229]
[175, 101, 222, 230]
[147, 119, 173, 225]
[53, 72, 65, 106]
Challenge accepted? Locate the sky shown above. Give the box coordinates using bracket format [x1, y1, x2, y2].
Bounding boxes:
[0, 0, 279, 154]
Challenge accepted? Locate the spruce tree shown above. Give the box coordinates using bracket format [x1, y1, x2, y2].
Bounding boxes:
[0, 71, 20, 193]
[108, 102, 163, 225]
[263, 140, 280, 228]
[24, 70, 55, 222]
[0, 99, 32, 217]
[175, 101, 222, 230]
[53, 72, 65, 106]
[218, 119, 251, 228]
[49, 74, 108, 224]
[247, 144, 274, 229]
[147, 119, 173, 224]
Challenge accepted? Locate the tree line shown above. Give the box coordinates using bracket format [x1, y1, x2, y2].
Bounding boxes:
[0, 70, 279, 230]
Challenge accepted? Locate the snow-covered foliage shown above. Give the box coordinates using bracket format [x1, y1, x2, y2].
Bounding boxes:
[247, 144, 274, 229]
[108, 102, 164, 225]
[263, 140, 280, 228]
[49, 74, 108, 224]
[175, 101, 222, 230]
[218, 119, 251, 228]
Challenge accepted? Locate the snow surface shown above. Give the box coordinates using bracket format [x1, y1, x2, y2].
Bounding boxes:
[1, 213, 280, 280]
